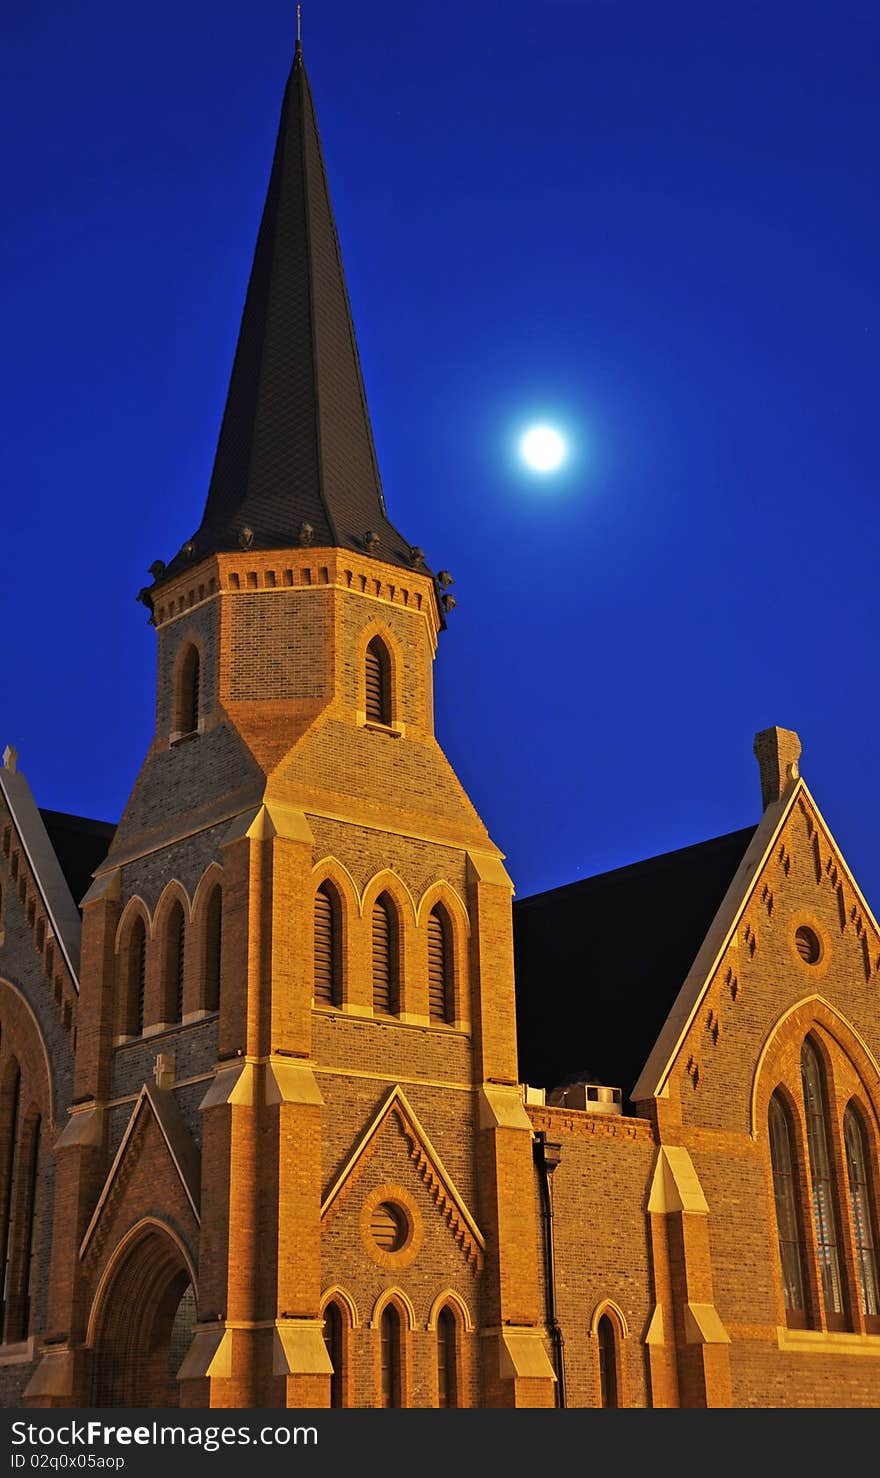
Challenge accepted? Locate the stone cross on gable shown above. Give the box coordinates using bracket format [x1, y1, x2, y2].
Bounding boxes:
[154, 1053, 175, 1091]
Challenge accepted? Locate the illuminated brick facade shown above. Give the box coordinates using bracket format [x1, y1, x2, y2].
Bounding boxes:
[1, 42, 878, 1409]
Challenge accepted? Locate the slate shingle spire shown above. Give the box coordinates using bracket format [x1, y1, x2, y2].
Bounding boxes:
[163, 41, 419, 579]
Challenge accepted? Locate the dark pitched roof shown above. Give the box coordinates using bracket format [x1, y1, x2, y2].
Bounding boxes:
[512, 825, 756, 1105]
[40, 810, 117, 910]
[159, 43, 425, 586]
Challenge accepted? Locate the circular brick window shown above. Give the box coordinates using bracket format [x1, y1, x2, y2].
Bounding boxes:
[370, 1201, 407, 1253]
[795, 926, 821, 965]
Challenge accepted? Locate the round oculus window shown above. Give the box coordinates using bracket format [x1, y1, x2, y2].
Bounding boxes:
[794, 926, 821, 965]
[370, 1201, 407, 1253]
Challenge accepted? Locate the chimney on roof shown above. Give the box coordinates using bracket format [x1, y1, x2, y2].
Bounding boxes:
[753, 726, 801, 811]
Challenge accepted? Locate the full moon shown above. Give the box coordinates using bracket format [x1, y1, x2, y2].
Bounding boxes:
[521, 424, 566, 473]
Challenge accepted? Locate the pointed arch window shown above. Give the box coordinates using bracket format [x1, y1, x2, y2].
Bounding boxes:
[769, 1092, 808, 1324]
[437, 1305, 459, 1408]
[0, 1066, 21, 1342]
[801, 1040, 844, 1323]
[428, 907, 453, 1024]
[372, 895, 400, 1016]
[177, 646, 201, 737]
[164, 902, 186, 1025]
[323, 1301, 344, 1408]
[843, 1104, 880, 1327]
[204, 886, 222, 1014]
[380, 1304, 402, 1408]
[597, 1314, 618, 1408]
[314, 883, 341, 1007]
[365, 638, 392, 726]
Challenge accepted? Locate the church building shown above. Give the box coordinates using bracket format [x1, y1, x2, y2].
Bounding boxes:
[1, 39, 879, 1409]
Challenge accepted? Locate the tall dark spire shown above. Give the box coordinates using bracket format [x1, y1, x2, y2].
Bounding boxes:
[162, 45, 420, 579]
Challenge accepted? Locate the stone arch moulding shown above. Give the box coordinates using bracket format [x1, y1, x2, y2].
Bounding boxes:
[750, 993, 880, 1138]
[190, 863, 224, 923]
[588, 1298, 630, 1340]
[114, 895, 152, 953]
[320, 1285, 360, 1329]
[368, 1287, 418, 1332]
[0, 976, 55, 1125]
[415, 881, 470, 935]
[357, 618, 405, 692]
[311, 856, 360, 908]
[152, 879, 194, 929]
[360, 869, 418, 924]
[426, 1289, 475, 1333]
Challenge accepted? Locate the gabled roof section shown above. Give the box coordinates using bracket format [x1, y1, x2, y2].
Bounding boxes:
[0, 749, 93, 983]
[321, 1085, 484, 1267]
[80, 1082, 201, 1259]
[40, 809, 116, 909]
[631, 777, 880, 1103]
[512, 824, 757, 1105]
[159, 42, 424, 586]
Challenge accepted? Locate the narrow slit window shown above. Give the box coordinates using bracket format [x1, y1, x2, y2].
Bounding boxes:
[428, 907, 453, 1024]
[131, 918, 147, 1036]
[21, 1117, 41, 1337]
[178, 646, 201, 735]
[372, 895, 399, 1015]
[437, 1306, 458, 1408]
[0, 1067, 21, 1343]
[380, 1304, 402, 1408]
[314, 884, 341, 1007]
[204, 887, 222, 1013]
[597, 1314, 618, 1408]
[323, 1303, 344, 1408]
[769, 1092, 808, 1319]
[844, 1104, 880, 1322]
[164, 903, 186, 1024]
[365, 638, 392, 725]
[801, 1040, 844, 1318]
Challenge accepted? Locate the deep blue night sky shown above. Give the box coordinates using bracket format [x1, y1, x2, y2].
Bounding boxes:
[2, 2, 878, 907]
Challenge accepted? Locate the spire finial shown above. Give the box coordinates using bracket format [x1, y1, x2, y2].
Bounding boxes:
[296, 4, 302, 46]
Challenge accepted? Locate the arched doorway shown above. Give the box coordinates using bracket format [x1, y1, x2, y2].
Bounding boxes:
[89, 1223, 196, 1407]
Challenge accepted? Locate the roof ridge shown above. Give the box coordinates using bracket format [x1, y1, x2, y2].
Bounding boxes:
[516, 824, 757, 906]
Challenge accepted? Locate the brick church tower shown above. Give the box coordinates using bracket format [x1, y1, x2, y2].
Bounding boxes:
[24, 39, 556, 1409]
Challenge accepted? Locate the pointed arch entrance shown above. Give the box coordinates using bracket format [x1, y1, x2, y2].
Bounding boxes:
[89, 1221, 196, 1407]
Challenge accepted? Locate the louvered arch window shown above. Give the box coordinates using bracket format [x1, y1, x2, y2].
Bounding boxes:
[380, 1303, 402, 1408]
[801, 1039, 844, 1322]
[165, 902, 186, 1025]
[843, 1103, 880, 1325]
[768, 1092, 808, 1321]
[428, 906, 453, 1024]
[314, 883, 341, 1007]
[204, 886, 222, 1013]
[372, 895, 400, 1016]
[365, 637, 392, 726]
[178, 645, 201, 736]
[127, 916, 147, 1037]
[437, 1305, 458, 1408]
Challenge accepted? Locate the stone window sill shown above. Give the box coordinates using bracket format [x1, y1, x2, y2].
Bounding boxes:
[362, 720, 403, 739]
[170, 727, 201, 748]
